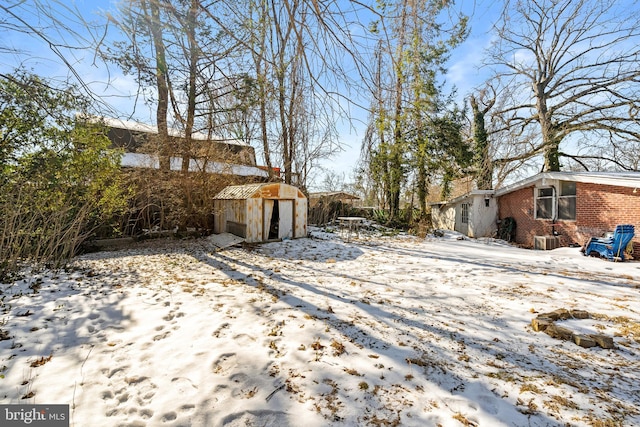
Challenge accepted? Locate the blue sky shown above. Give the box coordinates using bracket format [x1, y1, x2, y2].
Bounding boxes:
[1, 0, 502, 189]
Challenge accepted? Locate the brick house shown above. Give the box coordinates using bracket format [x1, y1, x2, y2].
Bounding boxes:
[495, 172, 640, 253]
[431, 172, 640, 255]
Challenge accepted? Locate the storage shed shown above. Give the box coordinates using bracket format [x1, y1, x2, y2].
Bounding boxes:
[430, 190, 497, 238]
[212, 183, 307, 242]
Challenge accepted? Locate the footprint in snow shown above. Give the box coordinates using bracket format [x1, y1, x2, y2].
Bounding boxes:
[105, 366, 129, 379]
[220, 410, 289, 426]
[230, 372, 249, 383]
[139, 408, 154, 419]
[180, 404, 195, 413]
[153, 330, 170, 341]
[170, 377, 198, 396]
[161, 411, 177, 422]
[212, 353, 237, 375]
[212, 322, 230, 338]
[232, 333, 255, 345]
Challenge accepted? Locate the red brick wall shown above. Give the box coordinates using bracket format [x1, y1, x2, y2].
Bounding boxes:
[498, 183, 640, 254]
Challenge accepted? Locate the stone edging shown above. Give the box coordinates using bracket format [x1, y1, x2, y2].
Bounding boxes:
[531, 308, 615, 349]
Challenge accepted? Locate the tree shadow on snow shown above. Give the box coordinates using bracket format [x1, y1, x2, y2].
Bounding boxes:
[199, 246, 564, 427]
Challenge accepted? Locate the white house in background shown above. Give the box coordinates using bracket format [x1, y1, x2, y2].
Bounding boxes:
[120, 152, 268, 178]
[99, 117, 269, 178]
[430, 190, 497, 238]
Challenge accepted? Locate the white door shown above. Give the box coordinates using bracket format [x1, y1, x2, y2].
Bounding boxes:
[278, 200, 293, 239]
[263, 199, 274, 240]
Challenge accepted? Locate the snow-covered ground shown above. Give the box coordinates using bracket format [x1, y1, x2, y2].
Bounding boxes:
[1, 229, 639, 427]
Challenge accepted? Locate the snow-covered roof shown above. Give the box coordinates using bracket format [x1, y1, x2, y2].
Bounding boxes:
[495, 171, 640, 196]
[96, 116, 250, 147]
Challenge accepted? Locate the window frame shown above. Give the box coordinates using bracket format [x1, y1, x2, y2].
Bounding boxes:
[534, 186, 554, 220]
[533, 181, 577, 221]
[557, 181, 576, 221]
[461, 203, 469, 224]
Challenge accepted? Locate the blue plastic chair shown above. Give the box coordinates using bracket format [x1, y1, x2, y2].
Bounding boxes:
[584, 224, 635, 261]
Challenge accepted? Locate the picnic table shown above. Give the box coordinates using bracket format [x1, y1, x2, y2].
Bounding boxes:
[337, 216, 366, 242]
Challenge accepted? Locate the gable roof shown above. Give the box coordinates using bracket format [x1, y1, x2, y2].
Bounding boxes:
[495, 171, 640, 196]
[213, 183, 306, 200]
[213, 183, 267, 199]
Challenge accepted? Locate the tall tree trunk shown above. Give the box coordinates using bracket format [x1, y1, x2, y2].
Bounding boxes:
[286, 42, 302, 186]
[182, 0, 198, 174]
[258, 73, 274, 178]
[534, 82, 561, 171]
[389, 0, 408, 221]
[373, 42, 389, 211]
[252, 0, 274, 179]
[416, 147, 427, 215]
[470, 95, 493, 189]
[146, 0, 170, 171]
[181, 0, 199, 174]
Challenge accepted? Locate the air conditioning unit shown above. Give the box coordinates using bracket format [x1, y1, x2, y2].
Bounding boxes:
[534, 235, 560, 250]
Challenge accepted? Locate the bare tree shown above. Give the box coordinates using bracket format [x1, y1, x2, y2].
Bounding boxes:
[486, 0, 640, 172]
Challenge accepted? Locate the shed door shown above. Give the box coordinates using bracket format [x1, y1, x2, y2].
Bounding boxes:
[263, 199, 275, 241]
[278, 200, 293, 239]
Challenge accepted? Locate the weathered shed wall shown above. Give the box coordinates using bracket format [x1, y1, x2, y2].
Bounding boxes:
[294, 198, 307, 238]
[431, 204, 456, 231]
[246, 198, 262, 241]
[213, 199, 248, 237]
[213, 183, 307, 243]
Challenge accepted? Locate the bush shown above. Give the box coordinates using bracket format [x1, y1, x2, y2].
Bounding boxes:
[0, 72, 125, 280]
[116, 168, 241, 237]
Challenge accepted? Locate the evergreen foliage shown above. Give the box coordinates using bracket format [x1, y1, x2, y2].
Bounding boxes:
[361, 0, 470, 223]
[0, 71, 125, 279]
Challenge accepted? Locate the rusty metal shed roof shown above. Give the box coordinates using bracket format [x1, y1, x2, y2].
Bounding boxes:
[213, 182, 307, 200]
[213, 183, 266, 199]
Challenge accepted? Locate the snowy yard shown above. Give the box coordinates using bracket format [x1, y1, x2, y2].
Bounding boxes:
[1, 229, 639, 427]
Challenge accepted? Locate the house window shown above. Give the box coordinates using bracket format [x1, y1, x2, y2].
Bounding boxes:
[461, 203, 469, 224]
[535, 187, 554, 219]
[558, 181, 576, 220]
[534, 181, 577, 221]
